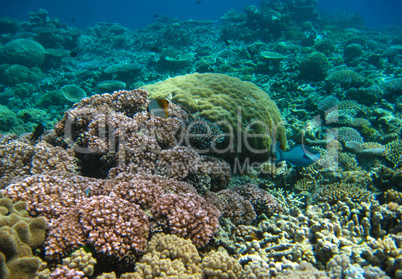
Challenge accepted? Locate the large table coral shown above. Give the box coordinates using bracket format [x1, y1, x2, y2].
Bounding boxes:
[142, 73, 287, 163]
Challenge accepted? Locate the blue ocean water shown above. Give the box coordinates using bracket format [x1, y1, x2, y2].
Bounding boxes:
[2, 0, 402, 30]
[318, 0, 402, 28]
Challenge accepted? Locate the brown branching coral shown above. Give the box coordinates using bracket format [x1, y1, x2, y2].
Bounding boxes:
[79, 195, 149, 264]
[313, 182, 373, 204]
[5, 174, 85, 219]
[151, 193, 220, 247]
[44, 210, 85, 260]
[102, 173, 197, 209]
[54, 89, 190, 178]
[6, 171, 215, 263]
[53, 88, 228, 184]
[0, 135, 78, 188]
[196, 156, 231, 190]
[30, 141, 78, 175]
[234, 183, 283, 215]
[156, 146, 200, 179]
[214, 189, 257, 225]
[0, 135, 34, 188]
[43, 194, 150, 264]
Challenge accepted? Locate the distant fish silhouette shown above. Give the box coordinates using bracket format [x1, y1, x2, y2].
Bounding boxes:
[273, 142, 320, 167]
[153, 14, 159, 18]
[196, 0, 202, 4]
[71, 17, 76, 23]
[147, 98, 169, 118]
[22, 112, 32, 122]
[31, 123, 45, 142]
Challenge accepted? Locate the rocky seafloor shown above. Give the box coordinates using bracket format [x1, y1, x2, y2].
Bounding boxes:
[0, 1, 402, 278]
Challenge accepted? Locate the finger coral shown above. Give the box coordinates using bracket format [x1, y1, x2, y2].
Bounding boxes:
[133, 233, 202, 279]
[201, 250, 243, 278]
[0, 193, 46, 279]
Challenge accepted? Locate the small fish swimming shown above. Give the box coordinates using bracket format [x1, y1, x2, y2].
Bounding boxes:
[273, 142, 320, 167]
[147, 98, 169, 118]
[31, 123, 45, 142]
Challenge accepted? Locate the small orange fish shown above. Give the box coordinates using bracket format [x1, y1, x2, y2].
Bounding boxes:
[148, 98, 169, 118]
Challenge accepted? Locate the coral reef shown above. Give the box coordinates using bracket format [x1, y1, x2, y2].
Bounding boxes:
[202, 250, 243, 278]
[5, 171, 220, 262]
[1, 6, 402, 279]
[1, 64, 43, 86]
[233, 183, 283, 215]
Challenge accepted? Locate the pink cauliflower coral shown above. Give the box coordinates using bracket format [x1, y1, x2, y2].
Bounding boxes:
[78, 195, 149, 264]
[152, 193, 220, 247]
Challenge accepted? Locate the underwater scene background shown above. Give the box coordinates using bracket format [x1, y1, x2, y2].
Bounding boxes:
[0, 0, 402, 278]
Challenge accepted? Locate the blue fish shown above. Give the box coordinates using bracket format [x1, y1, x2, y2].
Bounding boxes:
[273, 142, 320, 167]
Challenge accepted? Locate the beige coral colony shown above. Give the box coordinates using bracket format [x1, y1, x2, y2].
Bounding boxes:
[1, 0, 402, 278]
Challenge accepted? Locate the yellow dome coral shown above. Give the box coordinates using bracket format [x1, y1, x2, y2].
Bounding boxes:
[142, 73, 286, 164]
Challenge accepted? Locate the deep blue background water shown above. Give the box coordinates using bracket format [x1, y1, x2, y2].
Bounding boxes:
[1, 0, 402, 30]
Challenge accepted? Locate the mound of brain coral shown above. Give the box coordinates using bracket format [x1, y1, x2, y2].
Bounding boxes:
[141, 73, 287, 163]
